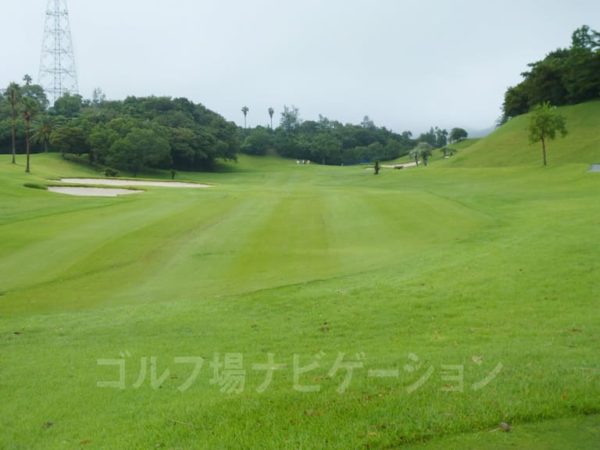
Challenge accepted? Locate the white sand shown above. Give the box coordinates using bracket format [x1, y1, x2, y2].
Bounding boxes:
[59, 178, 210, 188]
[382, 162, 418, 169]
[48, 187, 143, 197]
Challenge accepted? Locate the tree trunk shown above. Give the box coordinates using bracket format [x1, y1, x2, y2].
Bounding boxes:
[10, 110, 16, 164]
[25, 121, 31, 174]
[541, 136, 547, 166]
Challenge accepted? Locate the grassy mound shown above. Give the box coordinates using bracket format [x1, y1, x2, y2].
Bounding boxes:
[447, 101, 600, 167]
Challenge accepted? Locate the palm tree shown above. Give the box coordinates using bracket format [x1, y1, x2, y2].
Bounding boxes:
[22, 97, 38, 173]
[241, 106, 249, 129]
[32, 116, 56, 153]
[4, 83, 21, 164]
[268, 107, 274, 129]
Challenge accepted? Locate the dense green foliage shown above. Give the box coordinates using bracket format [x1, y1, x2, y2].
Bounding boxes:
[0, 86, 239, 172]
[416, 126, 448, 148]
[240, 108, 422, 165]
[503, 25, 600, 120]
[2, 83, 467, 170]
[449, 127, 468, 143]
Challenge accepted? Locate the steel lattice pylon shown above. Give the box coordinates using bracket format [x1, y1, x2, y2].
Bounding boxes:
[38, 0, 79, 104]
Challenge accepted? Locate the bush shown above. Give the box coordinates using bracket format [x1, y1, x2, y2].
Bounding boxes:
[104, 168, 119, 177]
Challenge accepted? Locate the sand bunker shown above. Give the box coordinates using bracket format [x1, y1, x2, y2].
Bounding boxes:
[383, 162, 418, 169]
[590, 164, 600, 172]
[59, 178, 210, 188]
[48, 187, 143, 197]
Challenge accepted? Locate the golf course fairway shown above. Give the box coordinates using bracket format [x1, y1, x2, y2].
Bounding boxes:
[1, 145, 599, 448]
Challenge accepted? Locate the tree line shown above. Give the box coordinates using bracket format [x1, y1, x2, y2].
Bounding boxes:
[502, 25, 600, 121]
[238, 105, 468, 166]
[1, 78, 469, 173]
[0, 81, 239, 174]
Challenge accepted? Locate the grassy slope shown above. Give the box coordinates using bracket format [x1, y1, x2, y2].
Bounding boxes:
[384, 138, 480, 167]
[447, 138, 480, 152]
[0, 148, 599, 449]
[447, 101, 600, 167]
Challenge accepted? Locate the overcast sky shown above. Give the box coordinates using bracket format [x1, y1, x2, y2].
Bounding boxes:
[2, 0, 599, 134]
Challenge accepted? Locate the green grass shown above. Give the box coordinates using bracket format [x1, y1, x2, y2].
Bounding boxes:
[384, 138, 479, 167]
[448, 101, 600, 167]
[414, 415, 600, 449]
[446, 138, 480, 152]
[1, 133, 599, 449]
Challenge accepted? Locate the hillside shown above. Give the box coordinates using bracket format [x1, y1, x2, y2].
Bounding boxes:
[447, 101, 600, 167]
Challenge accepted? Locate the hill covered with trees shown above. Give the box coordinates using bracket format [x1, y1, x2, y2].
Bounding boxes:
[502, 25, 600, 121]
[0, 86, 240, 173]
[1, 82, 464, 171]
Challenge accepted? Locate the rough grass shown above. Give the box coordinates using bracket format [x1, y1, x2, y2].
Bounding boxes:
[0, 145, 599, 449]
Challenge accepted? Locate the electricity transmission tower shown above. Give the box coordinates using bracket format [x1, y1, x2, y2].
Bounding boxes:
[39, 0, 79, 104]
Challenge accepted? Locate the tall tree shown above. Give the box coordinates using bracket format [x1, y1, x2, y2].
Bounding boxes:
[241, 106, 249, 129]
[32, 116, 57, 152]
[108, 127, 171, 176]
[279, 105, 301, 133]
[4, 83, 21, 164]
[268, 107, 274, 129]
[434, 127, 448, 147]
[53, 93, 83, 117]
[21, 82, 49, 112]
[449, 127, 468, 143]
[241, 126, 273, 155]
[528, 102, 568, 166]
[50, 122, 90, 158]
[571, 25, 600, 50]
[22, 97, 39, 173]
[418, 127, 437, 147]
[361, 116, 375, 129]
[92, 88, 107, 105]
